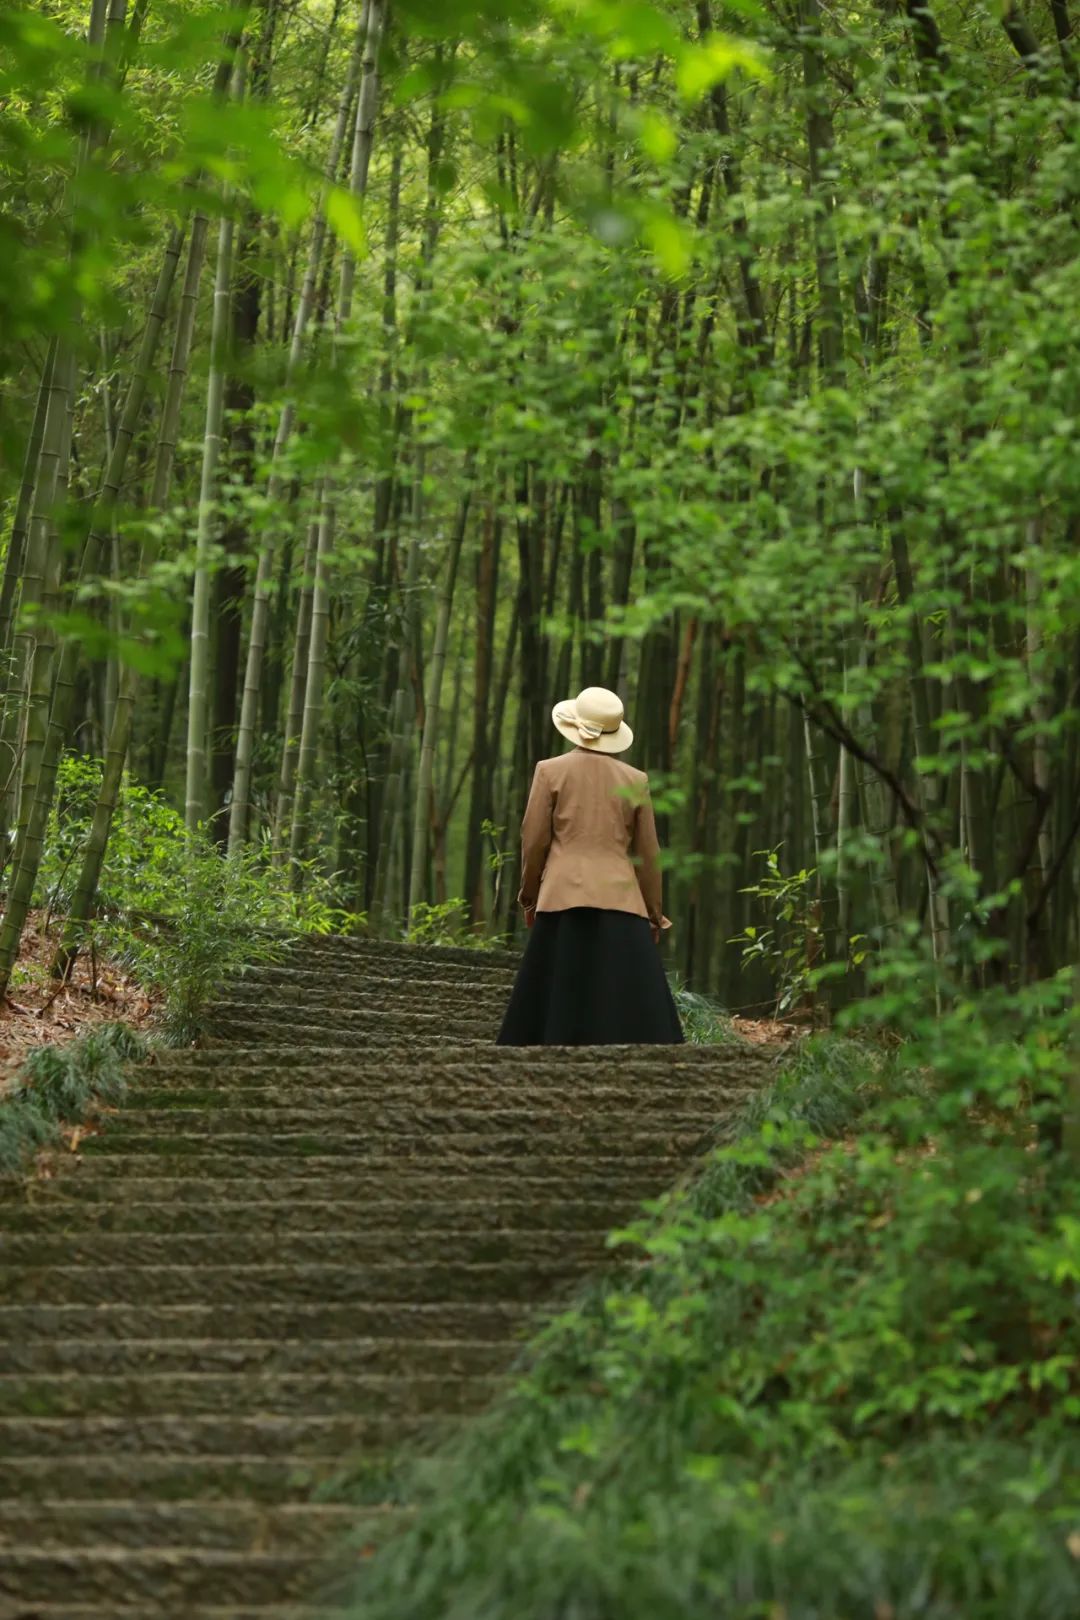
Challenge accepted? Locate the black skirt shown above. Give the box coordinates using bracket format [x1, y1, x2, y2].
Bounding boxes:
[496, 906, 685, 1047]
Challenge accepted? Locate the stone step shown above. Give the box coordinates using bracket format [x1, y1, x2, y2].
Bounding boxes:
[0, 1257, 600, 1306]
[226, 983, 511, 1016]
[0, 1544, 349, 1607]
[284, 935, 520, 970]
[284, 950, 519, 981]
[204, 1017, 501, 1043]
[221, 994, 506, 1025]
[1, 1227, 611, 1270]
[147, 1042, 757, 1073]
[0, 1370, 498, 1419]
[0, 1336, 512, 1378]
[238, 970, 511, 1004]
[0, 1411, 436, 1460]
[130, 1053, 751, 1084]
[208, 999, 500, 1034]
[5, 1161, 683, 1200]
[273, 959, 517, 989]
[0, 1497, 381, 1552]
[0, 1298, 532, 1344]
[0, 1609, 322, 1620]
[120, 1078, 747, 1114]
[206, 1019, 492, 1047]
[95, 1104, 718, 1137]
[0, 1451, 393, 1506]
[0, 1195, 627, 1236]
[241, 952, 516, 980]
[224, 975, 511, 1008]
[111, 1082, 739, 1115]
[73, 1128, 708, 1160]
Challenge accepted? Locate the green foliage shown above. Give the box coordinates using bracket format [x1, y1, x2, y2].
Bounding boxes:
[405, 897, 507, 951]
[39, 756, 358, 1042]
[732, 848, 874, 1020]
[0, 1021, 146, 1179]
[670, 986, 740, 1047]
[97, 840, 291, 1045]
[39, 754, 184, 921]
[0, 1, 360, 395]
[479, 819, 512, 879]
[733, 846, 825, 1018]
[347, 1018, 1080, 1619]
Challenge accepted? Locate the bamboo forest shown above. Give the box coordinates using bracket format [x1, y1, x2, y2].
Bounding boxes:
[2, 0, 1080, 1616]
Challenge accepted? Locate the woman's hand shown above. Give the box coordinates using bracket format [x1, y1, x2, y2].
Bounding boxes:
[525, 906, 536, 930]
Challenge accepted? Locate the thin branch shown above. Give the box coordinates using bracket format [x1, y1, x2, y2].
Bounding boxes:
[783, 639, 935, 852]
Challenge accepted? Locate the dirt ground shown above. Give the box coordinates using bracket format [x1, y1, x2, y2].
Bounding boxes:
[730, 1015, 804, 1047]
[0, 912, 159, 1090]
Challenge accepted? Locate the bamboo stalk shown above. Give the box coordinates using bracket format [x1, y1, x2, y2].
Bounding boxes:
[0, 340, 57, 675]
[287, 0, 385, 880]
[0, 340, 58, 850]
[184, 97, 240, 831]
[228, 6, 369, 852]
[271, 507, 320, 858]
[407, 467, 474, 918]
[372, 524, 421, 925]
[0, 347, 75, 912]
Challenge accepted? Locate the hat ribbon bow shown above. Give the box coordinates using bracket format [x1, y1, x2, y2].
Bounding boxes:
[555, 704, 615, 740]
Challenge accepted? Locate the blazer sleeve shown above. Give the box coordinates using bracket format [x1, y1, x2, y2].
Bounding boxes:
[631, 778, 671, 931]
[517, 763, 554, 912]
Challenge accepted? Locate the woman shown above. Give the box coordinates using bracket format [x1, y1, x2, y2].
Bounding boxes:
[496, 685, 684, 1046]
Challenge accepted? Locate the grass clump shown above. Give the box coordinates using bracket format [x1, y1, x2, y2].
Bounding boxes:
[345, 1027, 1080, 1620]
[671, 985, 742, 1046]
[0, 1022, 147, 1178]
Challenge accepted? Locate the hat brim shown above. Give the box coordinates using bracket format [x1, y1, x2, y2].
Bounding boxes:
[552, 701, 633, 755]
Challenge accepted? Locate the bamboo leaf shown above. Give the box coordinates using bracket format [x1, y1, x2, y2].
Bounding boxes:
[675, 34, 771, 98]
[325, 185, 367, 256]
[640, 205, 693, 278]
[637, 109, 677, 163]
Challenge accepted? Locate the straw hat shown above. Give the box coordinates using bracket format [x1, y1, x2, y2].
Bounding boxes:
[552, 686, 633, 755]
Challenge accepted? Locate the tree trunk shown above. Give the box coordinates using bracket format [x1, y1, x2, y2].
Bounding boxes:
[408, 469, 473, 918]
[271, 508, 319, 857]
[0, 209, 182, 988]
[184, 137, 238, 830]
[0, 339, 56, 674]
[288, 0, 385, 879]
[228, 8, 368, 852]
[464, 506, 499, 923]
[0, 339, 57, 851]
[0, 348, 74, 914]
[799, 0, 844, 384]
[210, 207, 261, 843]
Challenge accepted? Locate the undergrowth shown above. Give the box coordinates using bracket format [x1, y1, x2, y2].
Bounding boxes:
[671, 985, 741, 1046]
[97, 842, 294, 1045]
[344, 1029, 1080, 1620]
[0, 1022, 147, 1178]
[43, 753, 365, 1042]
[403, 898, 510, 951]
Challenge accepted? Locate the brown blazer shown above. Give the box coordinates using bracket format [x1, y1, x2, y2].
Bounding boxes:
[516, 747, 670, 930]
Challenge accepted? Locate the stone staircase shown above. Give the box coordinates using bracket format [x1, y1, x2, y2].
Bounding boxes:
[0, 935, 773, 1618]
